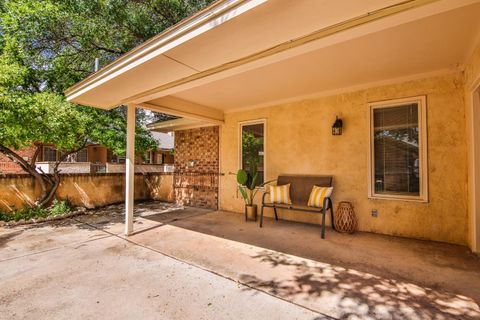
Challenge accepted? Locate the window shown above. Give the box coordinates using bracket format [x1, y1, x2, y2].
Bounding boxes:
[43, 146, 58, 162]
[369, 96, 428, 201]
[239, 120, 266, 187]
[107, 150, 125, 164]
[144, 151, 152, 164]
[156, 153, 164, 165]
[76, 149, 88, 162]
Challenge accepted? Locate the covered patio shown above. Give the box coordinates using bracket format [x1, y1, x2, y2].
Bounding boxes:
[65, 0, 480, 254]
[61, 0, 480, 316]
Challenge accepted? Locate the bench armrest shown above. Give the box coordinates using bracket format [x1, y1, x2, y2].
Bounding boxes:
[262, 191, 270, 205]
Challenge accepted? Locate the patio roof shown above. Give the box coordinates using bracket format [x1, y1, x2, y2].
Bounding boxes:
[66, 0, 480, 121]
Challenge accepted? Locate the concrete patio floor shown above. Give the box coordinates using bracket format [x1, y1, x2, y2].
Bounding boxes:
[1, 201, 480, 320]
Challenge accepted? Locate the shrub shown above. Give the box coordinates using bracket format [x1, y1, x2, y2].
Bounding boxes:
[0, 200, 72, 222]
[49, 199, 71, 216]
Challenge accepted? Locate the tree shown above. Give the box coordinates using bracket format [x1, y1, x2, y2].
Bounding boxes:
[0, 0, 214, 208]
[0, 54, 158, 207]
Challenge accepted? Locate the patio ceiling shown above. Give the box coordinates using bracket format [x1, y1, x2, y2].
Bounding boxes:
[173, 3, 480, 111]
[65, 0, 480, 123]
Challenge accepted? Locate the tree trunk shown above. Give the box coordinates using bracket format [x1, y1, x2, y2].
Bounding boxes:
[0, 144, 50, 207]
[37, 144, 87, 207]
[0, 143, 87, 208]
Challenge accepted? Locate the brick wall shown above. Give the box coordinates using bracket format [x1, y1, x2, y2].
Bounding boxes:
[174, 126, 219, 209]
[0, 146, 38, 174]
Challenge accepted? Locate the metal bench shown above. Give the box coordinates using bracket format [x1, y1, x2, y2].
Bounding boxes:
[260, 174, 335, 238]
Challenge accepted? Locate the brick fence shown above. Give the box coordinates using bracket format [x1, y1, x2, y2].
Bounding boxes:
[0, 172, 174, 212]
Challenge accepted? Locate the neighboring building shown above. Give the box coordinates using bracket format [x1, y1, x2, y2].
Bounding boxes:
[0, 146, 39, 174]
[0, 132, 174, 174]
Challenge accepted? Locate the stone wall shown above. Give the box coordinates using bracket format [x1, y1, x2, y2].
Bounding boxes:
[174, 126, 219, 209]
[0, 173, 174, 212]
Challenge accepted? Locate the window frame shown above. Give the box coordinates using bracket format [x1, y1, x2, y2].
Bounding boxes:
[238, 119, 267, 188]
[76, 148, 88, 162]
[42, 146, 58, 162]
[144, 151, 153, 164]
[367, 96, 428, 202]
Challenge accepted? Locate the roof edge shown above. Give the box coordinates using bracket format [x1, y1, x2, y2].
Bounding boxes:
[65, 0, 260, 98]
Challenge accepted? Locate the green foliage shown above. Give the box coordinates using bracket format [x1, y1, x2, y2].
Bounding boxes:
[0, 199, 72, 222]
[236, 169, 248, 185]
[0, 0, 215, 158]
[0, 0, 215, 92]
[242, 132, 263, 181]
[49, 199, 71, 216]
[237, 132, 266, 206]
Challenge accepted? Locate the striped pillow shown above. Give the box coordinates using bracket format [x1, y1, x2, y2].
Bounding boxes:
[269, 184, 292, 204]
[308, 186, 333, 208]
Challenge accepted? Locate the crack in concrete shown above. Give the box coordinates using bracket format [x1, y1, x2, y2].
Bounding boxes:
[0, 232, 113, 263]
[76, 217, 338, 320]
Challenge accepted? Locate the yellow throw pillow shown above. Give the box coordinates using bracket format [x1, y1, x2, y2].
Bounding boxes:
[308, 186, 333, 208]
[269, 184, 292, 204]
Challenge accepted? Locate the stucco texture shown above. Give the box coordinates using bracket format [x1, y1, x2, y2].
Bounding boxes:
[0, 173, 174, 211]
[464, 40, 480, 250]
[220, 73, 469, 245]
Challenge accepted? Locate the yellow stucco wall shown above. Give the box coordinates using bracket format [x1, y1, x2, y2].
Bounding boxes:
[219, 73, 469, 245]
[463, 40, 480, 251]
[0, 173, 174, 211]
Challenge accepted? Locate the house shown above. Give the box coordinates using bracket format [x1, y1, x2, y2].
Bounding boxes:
[65, 0, 480, 254]
[0, 131, 174, 174]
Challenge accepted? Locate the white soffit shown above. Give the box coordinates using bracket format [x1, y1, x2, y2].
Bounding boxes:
[170, 2, 480, 111]
[66, 0, 453, 109]
[66, 0, 268, 108]
[148, 118, 212, 133]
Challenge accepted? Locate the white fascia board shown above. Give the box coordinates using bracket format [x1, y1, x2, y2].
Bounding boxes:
[65, 0, 267, 104]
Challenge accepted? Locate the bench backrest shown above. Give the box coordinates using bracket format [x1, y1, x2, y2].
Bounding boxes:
[277, 174, 333, 206]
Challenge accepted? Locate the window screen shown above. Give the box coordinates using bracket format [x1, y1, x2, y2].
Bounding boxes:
[43, 146, 58, 162]
[373, 103, 420, 196]
[76, 149, 88, 162]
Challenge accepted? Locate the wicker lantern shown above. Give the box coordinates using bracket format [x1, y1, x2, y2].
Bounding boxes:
[334, 201, 357, 233]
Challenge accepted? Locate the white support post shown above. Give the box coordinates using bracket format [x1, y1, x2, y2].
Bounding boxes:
[125, 104, 136, 236]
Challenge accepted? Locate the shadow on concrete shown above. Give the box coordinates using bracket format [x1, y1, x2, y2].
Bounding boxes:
[238, 250, 480, 319]
[0, 229, 24, 249]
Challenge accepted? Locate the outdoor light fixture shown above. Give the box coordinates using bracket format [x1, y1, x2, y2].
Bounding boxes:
[332, 116, 343, 135]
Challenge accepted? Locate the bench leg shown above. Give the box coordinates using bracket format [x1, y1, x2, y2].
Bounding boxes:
[321, 207, 326, 239]
[273, 207, 278, 221]
[329, 199, 335, 231]
[260, 205, 264, 227]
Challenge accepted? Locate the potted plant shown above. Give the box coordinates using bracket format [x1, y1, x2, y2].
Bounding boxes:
[237, 132, 274, 220]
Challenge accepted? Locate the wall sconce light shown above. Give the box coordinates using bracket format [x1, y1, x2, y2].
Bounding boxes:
[332, 116, 343, 136]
